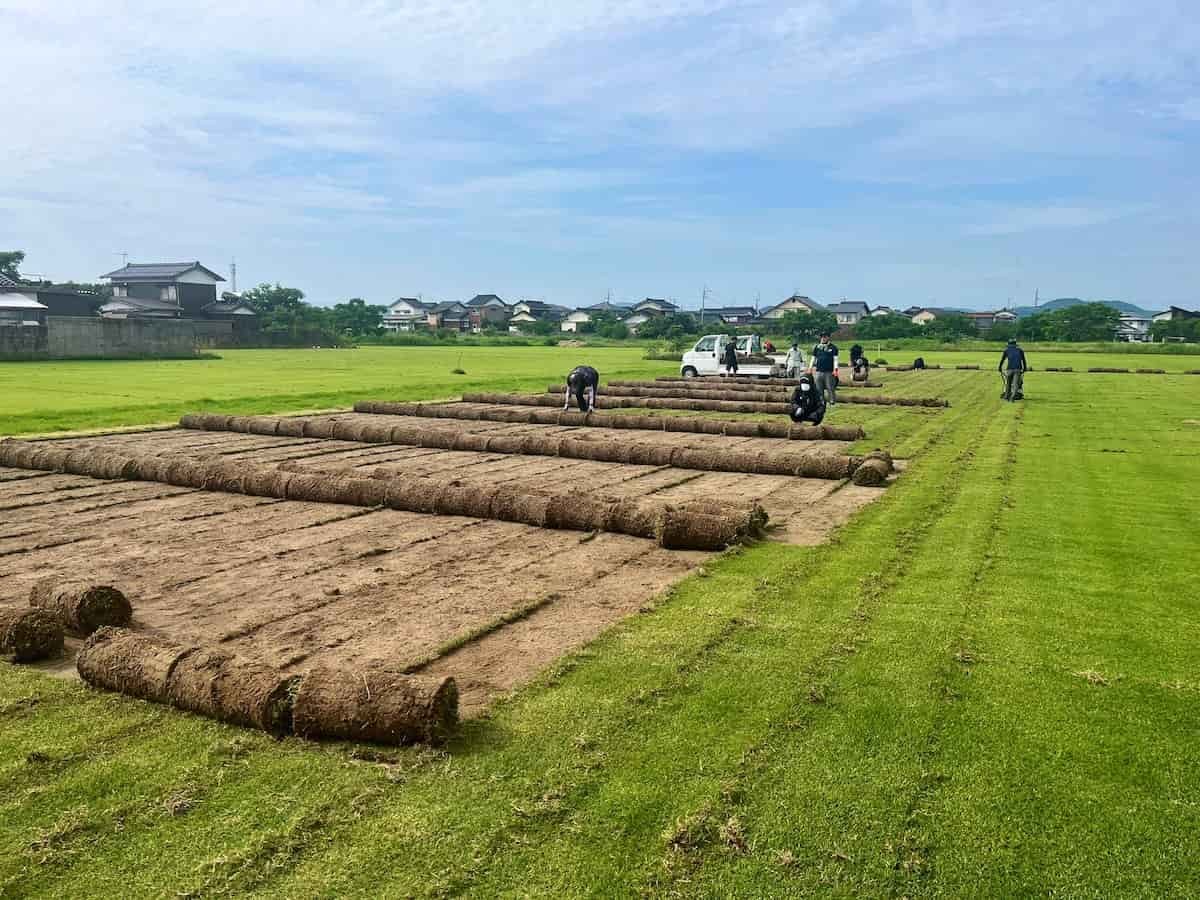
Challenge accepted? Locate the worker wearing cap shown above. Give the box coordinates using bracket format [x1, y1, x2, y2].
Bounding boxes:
[809, 331, 839, 406]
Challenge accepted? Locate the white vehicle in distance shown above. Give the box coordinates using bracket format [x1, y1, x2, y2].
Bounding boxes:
[679, 334, 787, 378]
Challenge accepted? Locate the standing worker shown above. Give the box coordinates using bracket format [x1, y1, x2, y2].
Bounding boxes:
[999, 338, 1028, 401]
[785, 342, 805, 379]
[721, 335, 739, 376]
[809, 331, 839, 406]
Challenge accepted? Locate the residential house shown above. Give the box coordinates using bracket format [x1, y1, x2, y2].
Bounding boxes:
[204, 292, 259, 320]
[1152, 305, 1200, 323]
[901, 306, 923, 317]
[870, 306, 895, 317]
[465, 294, 511, 331]
[508, 299, 570, 333]
[704, 306, 758, 326]
[99, 261, 229, 319]
[1117, 313, 1153, 342]
[0, 274, 48, 326]
[426, 301, 472, 331]
[631, 298, 678, 316]
[909, 307, 965, 325]
[560, 300, 632, 332]
[0, 273, 100, 317]
[761, 294, 824, 319]
[383, 297, 431, 331]
[829, 300, 871, 327]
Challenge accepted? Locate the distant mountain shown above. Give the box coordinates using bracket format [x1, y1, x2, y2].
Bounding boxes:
[1010, 297, 1158, 319]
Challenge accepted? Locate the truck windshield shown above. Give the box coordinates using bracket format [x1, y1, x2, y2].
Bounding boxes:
[695, 337, 716, 352]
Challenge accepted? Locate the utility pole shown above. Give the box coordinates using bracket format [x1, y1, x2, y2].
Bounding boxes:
[115, 251, 129, 267]
[700, 285, 710, 325]
[230, 258, 237, 294]
[1034, 287, 1040, 309]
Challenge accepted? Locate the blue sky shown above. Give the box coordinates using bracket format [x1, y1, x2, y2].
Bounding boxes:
[3, 0, 1197, 310]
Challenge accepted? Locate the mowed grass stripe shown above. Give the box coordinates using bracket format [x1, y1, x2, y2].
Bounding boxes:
[910, 374, 1200, 897]
[242, 384, 992, 896]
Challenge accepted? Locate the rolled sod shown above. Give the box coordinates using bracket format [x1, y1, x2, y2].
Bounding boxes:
[176, 415, 866, 477]
[166, 647, 301, 735]
[348, 402, 863, 441]
[292, 666, 459, 746]
[463, 391, 948, 411]
[1135, 368, 1166, 374]
[851, 457, 891, 486]
[956, 365, 980, 370]
[76, 627, 192, 702]
[610, 379, 884, 390]
[547, 385, 908, 404]
[29, 579, 132, 635]
[1088, 367, 1131, 373]
[0, 608, 64, 662]
[0, 439, 770, 550]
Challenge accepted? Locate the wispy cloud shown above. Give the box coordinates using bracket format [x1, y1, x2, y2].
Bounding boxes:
[3, 0, 1198, 306]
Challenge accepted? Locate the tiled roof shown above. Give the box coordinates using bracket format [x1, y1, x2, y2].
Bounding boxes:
[101, 261, 225, 282]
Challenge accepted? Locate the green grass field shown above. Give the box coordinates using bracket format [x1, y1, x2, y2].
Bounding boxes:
[1, 348, 1197, 897]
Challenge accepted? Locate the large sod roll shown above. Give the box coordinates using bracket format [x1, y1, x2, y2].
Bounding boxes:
[610, 379, 884, 390]
[0, 608, 64, 662]
[350, 402, 864, 441]
[851, 457, 892, 486]
[292, 666, 458, 746]
[465, 391, 950, 411]
[76, 627, 192, 701]
[546, 384, 939, 407]
[0, 440, 766, 550]
[29, 579, 132, 634]
[166, 647, 301, 735]
[179, 413, 866, 470]
[1088, 367, 1131, 373]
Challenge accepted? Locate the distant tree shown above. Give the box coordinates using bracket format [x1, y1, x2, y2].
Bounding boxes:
[854, 314, 921, 339]
[587, 310, 630, 339]
[1150, 318, 1200, 342]
[777, 309, 838, 343]
[0, 250, 25, 280]
[636, 313, 699, 341]
[987, 320, 1018, 342]
[241, 282, 339, 344]
[1019, 303, 1121, 342]
[922, 313, 977, 341]
[525, 318, 559, 336]
[331, 297, 386, 337]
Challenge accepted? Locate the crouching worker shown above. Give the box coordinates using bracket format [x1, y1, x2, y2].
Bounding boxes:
[564, 365, 600, 412]
[999, 338, 1027, 401]
[789, 372, 827, 425]
[850, 343, 870, 381]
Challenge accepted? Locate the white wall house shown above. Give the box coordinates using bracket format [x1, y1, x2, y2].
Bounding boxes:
[761, 294, 822, 319]
[560, 310, 592, 332]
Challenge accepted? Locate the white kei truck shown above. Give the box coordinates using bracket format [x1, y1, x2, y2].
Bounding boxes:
[679, 334, 787, 378]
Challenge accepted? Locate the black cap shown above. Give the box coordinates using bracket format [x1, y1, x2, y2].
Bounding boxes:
[819, 330, 830, 337]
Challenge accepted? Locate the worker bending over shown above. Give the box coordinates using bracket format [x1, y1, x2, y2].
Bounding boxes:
[564, 365, 600, 412]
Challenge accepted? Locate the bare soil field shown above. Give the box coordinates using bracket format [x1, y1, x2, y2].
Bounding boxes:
[0, 417, 888, 714]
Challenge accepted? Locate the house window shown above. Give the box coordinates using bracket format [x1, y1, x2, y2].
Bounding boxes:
[114, 285, 127, 297]
[160, 284, 178, 302]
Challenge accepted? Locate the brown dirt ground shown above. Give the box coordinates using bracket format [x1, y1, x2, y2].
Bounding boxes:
[1, 424, 890, 714]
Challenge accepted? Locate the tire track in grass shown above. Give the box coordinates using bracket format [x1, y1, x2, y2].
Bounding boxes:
[619, 391, 1014, 897]
[886, 404, 1022, 895]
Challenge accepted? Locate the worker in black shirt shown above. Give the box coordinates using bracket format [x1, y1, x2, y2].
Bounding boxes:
[721, 336, 739, 375]
[564, 365, 600, 412]
[809, 331, 839, 406]
[998, 339, 1028, 401]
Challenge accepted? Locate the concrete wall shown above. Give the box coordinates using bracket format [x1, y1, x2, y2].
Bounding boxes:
[0, 325, 49, 360]
[39, 317, 231, 359]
